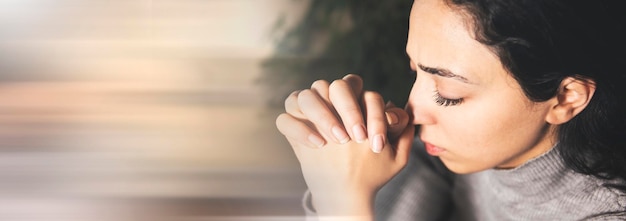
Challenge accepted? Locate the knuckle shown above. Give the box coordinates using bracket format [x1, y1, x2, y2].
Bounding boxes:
[344, 73, 357, 79]
[297, 89, 314, 103]
[286, 90, 300, 101]
[311, 79, 330, 89]
[298, 89, 314, 97]
[343, 74, 363, 85]
[285, 90, 300, 101]
[343, 73, 362, 81]
[275, 113, 290, 130]
[329, 79, 349, 91]
[289, 90, 301, 97]
[363, 91, 383, 101]
[284, 92, 299, 109]
[297, 89, 322, 109]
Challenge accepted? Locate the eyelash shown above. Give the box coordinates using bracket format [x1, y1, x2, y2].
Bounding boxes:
[410, 67, 464, 106]
[433, 90, 463, 106]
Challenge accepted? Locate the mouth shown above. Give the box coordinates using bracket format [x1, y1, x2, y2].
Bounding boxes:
[423, 141, 446, 156]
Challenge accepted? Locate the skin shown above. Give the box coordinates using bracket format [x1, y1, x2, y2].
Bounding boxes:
[404, 0, 557, 173]
[276, 75, 415, 219]
[276, 0, 595, 219]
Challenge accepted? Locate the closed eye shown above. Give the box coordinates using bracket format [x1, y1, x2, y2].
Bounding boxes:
[433, 90, 463, 106]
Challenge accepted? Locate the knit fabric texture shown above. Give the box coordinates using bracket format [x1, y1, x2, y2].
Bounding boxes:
[304, 140, 626, 220]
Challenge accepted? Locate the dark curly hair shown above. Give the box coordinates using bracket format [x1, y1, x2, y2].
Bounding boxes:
[444, 0, 626, 187]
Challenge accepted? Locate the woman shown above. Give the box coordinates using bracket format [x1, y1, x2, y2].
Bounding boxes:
[276, 0, 626, 220]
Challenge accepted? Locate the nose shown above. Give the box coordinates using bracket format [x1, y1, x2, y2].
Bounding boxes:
[405, 77, 436, 125]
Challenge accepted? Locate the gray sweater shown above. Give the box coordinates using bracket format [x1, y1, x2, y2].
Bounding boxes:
[305, 140, 626, 220]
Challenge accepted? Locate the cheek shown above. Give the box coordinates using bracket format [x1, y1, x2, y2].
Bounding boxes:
[437, 95, 549, 170]
[439, 104, 511, 155]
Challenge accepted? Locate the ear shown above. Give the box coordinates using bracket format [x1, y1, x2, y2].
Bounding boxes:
[545, 77, 596, 125]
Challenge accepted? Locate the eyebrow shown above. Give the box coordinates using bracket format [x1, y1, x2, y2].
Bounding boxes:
[417, 63, 472, 84]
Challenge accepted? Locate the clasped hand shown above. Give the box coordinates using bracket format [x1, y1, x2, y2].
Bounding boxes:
[276, 74, 415, 218]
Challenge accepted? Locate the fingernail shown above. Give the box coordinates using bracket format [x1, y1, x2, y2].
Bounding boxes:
[386, 111, 399, 125]
[332, 126, 350, 144]
[372, 134, 384, 153]
[308, 134, 325, 148]
[352, 124, 367, 143]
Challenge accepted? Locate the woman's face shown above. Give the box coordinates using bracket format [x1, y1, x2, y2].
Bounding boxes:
[406, 0, 557, 173]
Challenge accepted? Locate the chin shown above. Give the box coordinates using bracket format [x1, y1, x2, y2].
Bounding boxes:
[439, 158, 491, 174]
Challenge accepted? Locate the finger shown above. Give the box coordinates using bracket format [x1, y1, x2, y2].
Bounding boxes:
[362, 91, 387, 153]
[310, 79, 339, 117]
[310, 79, 331, 104]
[329, 79, 367, 143]
[285, 90, 306, 119]
[311, 80, 349, 144]
[276, 113, 326, 149]
[298, 89, 350, 144]
[385, 107, 410, 141]
[394, 124, 416, 166]
[385, 101, 396, 108]
[342, 74, 364, 99]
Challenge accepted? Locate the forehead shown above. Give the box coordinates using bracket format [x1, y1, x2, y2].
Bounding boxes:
[406, 0, 503, 84]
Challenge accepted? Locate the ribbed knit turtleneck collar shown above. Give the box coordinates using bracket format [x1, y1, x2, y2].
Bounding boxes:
[486, 146, 584, 201]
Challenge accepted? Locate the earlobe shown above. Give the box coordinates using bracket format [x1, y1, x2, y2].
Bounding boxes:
[545, 77, 596, 125]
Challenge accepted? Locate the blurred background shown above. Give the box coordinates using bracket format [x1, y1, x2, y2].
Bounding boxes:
[0, 0, 412, 220]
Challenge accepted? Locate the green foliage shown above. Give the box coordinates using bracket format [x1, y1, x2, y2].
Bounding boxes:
[260, 0, 415, 107]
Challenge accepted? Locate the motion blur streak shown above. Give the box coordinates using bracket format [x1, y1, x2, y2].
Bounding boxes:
[0, 0, 309, 220]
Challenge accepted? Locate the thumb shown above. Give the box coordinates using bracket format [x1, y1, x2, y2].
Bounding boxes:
[385, 107, 409, 141]
[394, 124, 415, 166]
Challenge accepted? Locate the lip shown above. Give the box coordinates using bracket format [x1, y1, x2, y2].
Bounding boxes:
[423, 142, 446, 156]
